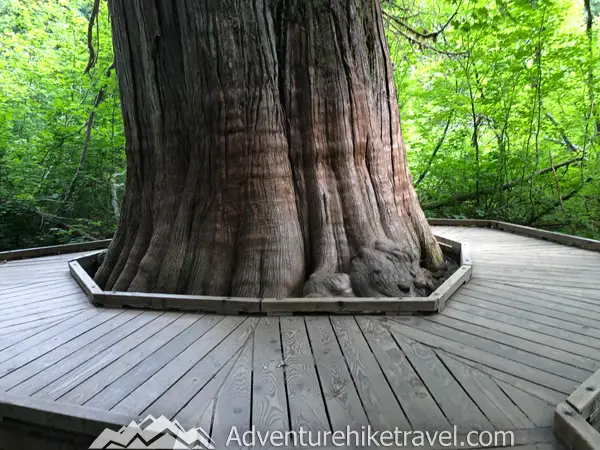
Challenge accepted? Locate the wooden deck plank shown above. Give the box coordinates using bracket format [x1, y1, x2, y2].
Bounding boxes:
[0, 303, 92, 331]
[443, 304, 600, 361]
[389, 330, 494, 433]
[447, 355, 565, 406]
[390, 316, 589, 383]
[355, 317, 449, 432]
[0, 279, 76, 300]
[0, 310, 147, 391]
[279, 317, 330, 433]
[0, 286, 86, 311]
[0, 313, 80, 343]
[465, 281, 600, 323]
[454, 293, 600, 341]
[497, 381, 554, 427]
[143, 317, 257, 420]
[304, 316, 370, 431]
[27, 313, 182, 402]
[428, 314, 598, 372]
[491, 281, 600, 300]
[331, 316, 411, 431]
[387, 319, 578, 395]
[0, 310, 115, 366]
[41, 314, 201, 404]
[436, 351, 534, 430]
[473, 275, 600, 291]
[7, 311, 172, 396]
[0, 297, 89, 321]
[210, 334, 253, 446]
[79, 315, 223, 411]
[250, 317, 289, 440]
[175, 351, 241, 428]
[111, 316, 243, 415]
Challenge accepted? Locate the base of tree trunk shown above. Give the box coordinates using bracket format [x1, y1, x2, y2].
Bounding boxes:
[96, 0, 448, 299]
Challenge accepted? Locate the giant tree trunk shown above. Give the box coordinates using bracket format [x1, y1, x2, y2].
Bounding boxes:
[96, 0, 446, 298]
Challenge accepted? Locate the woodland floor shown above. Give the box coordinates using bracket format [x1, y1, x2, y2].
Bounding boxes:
[1, 226, 599, 449]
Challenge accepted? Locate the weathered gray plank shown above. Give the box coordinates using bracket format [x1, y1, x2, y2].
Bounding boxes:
[8, 312, 174, 396]
[389, 329, 494, 433]
[391, 316, 589, 383]
[0, 297, 87, 321]
[0, 310, 117, 367]
[387, 319, 577, 395]
[44, 314, 200, 404]
[437, 352, 534, 430]
[30, 313, 180, 402]
[81, 315, 223, 411]
[279, 317, 330, 433]
[0, 314, 80, 343]
[433, 312, 598, 371]
[84, 315, 223, 414]
[0, 279, 77, 301]
[447, 355, 565, 405]
[465, 281, 600, 324]
[175, 350, 241, 428]
[0, 287, 85, 312]
[497, 381, 554, 427]
[111, 316, 244, 415]
[0, 303, 92, 331]
[251, 317, 289, 441]
[143, 317, 256, 420]
[0, 310, 147, 391]
[443, 305, 600, 361]
[454, 293, 600, 341]
[211, 335, 253, 447]
[355, 317, 449, 432]
[331, 316, 410, 431]
[304, 316, 369, 431]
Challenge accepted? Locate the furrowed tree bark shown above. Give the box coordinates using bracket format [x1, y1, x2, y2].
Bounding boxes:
[96, 0, 446, 298]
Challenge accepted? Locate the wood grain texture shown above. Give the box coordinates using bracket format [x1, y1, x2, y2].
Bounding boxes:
[1, 224, 599, 450]
[279, 317, 330, 433]
[330, 316, 410, 431]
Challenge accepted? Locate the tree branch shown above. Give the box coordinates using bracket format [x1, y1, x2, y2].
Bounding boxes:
[84, 0, 101, 75]
[423, 157, 583, 209]
[545, 112, 582, 153]
[415, 115, 452, 186]
[63, 87, 106, 205]
[528, 177, 593, 224]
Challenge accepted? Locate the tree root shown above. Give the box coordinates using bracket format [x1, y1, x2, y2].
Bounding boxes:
[303, 239, 449, 298]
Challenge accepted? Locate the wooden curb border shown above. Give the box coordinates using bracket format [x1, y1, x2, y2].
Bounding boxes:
[67, 234, 471, 316]
[0, 239, 112, 262]
[554, 369, 600, 450]
[428, 218, 600, 252]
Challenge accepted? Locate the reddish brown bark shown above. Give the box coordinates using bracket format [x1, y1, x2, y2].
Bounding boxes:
[96, 0, 446, 298]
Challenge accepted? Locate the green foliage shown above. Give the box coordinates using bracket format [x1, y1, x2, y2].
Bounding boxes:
[0, 0, 598, 250]
[386, 0, 600, 238]
[0, 0, 124, 250]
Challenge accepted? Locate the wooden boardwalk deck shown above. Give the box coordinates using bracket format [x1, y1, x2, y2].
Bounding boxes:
[1, 226, 599, 449]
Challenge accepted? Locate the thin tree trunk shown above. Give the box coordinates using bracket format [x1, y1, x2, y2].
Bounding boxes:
[96, 0, 446, 298]
[584, 0, 599, 137]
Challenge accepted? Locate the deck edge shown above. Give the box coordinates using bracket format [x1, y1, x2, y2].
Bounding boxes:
[67, 234, 468, 315]
[0, 390, 135, 436]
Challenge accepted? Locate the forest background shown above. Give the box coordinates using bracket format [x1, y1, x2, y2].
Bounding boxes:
[0, 0, 598, 251]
